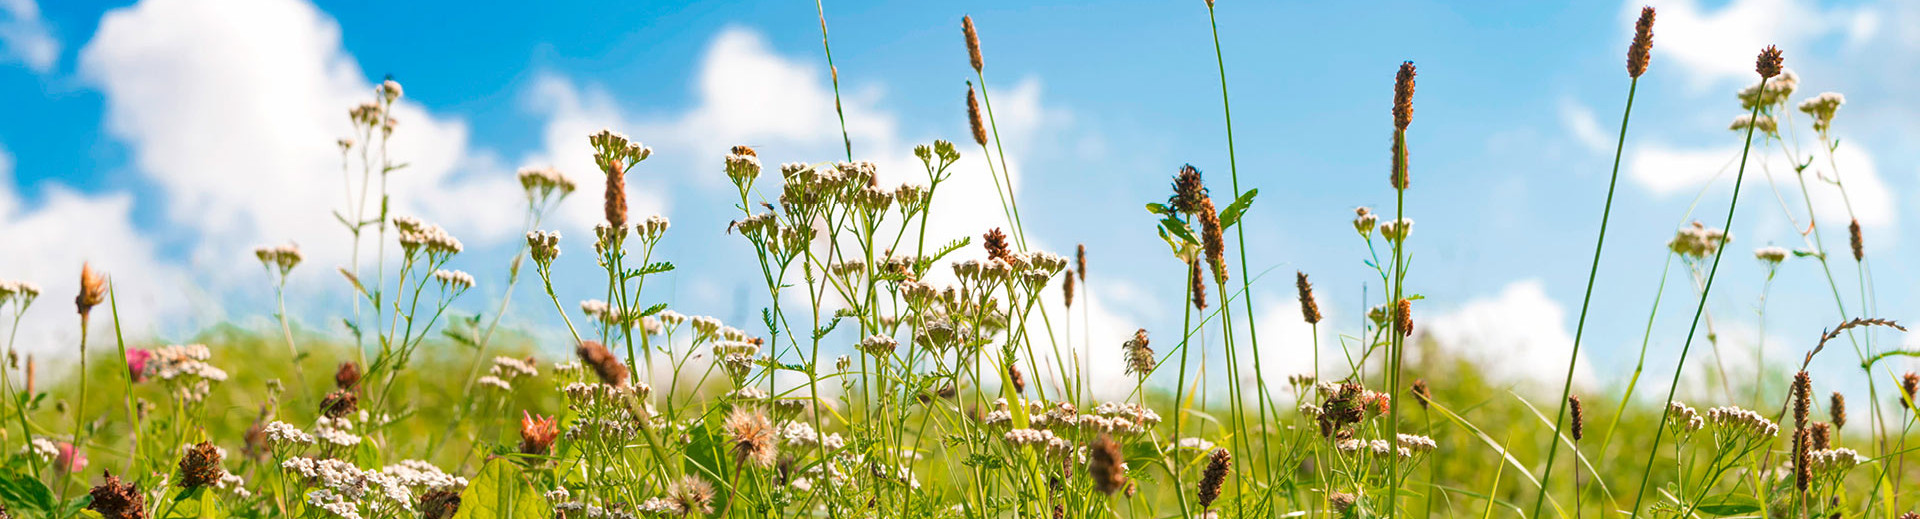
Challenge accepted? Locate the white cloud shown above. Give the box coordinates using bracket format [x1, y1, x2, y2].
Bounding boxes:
[0, 0, 57, 72]
[1627, 138, 1892, 228]
[1633, 0, 1874, 88]
[1560, 99, 1611, 155]
[79, 0, 522, 297]
[1422, 279, 1595, 391]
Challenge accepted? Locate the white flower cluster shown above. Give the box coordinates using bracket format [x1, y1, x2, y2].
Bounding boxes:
[1397, 433, 1438, 453]
[432, 269, 475, 291]
[1754, 246, 1789, 265]
[637, 215, 670, 243]
[1668, 223, 1730, 259]
[0, 280, 42, 305]
[147, 344, 229, 402]
[379, 460, 467, 493]
[253, 243, 303, 274]
[22, 438, 56, 461]
[1806, 448, 1866, 478]
[393, 216, 464, 256]
[1668, 402, 1705, 434]
[1728, 114, 1777, 133]
[314, 416, 362, 447]
[263, 421, 314, 446]
[284, 458, 413, 519]
[517, 166, 577, 198]
[478, 356, 539, 392]
[1737, 69, 1798, 109]
[1174, 437, 1215, 451]
[1797, 92, 1845, 131]
[1706, 406, 1779, 441]
[856, 334, 897, 356]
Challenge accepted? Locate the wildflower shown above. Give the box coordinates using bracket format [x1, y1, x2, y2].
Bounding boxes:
[394, 217, 464, 256]
[477, 376, 511, 391]
[1198, 448, 1231, 508]
[725, 407, 777, 468]
[378, 79, 403, 102]
[321, 390, 358, 419]
[1123, 328, 1154, 380]
[254, 243, 303, 276]
[1754, 246, 1788, 265]
[1197, 198, 1227, 284]
[1667, 402, 1703, 434]
[56, 442, 86, 473]
[87, 472, 146, 519]
[178, 442, 224, 489]
[1395, 298, 1414, 337]
[666, 475, 716, 515]
[76, 262, 107, 318]
[1173, 437, 1214, 451]
[1087, 434, 1127, 495]
[432, 269, 475, 292]
[1705, 406, 1780, 442]
[527, 231, 562, 266]
[1628, 6, 1655, 78]
[1728, 114, 1776, 133]
[1811, 422, 1831, 450]
[335, 362, 361, 390]
[967, 84, 988, 146]
[575, 341, 629, 388]
[519, 412, 559, 456]
[125, 348, 151, 383]
[1668, 222, 1729, 259]
[1806, 447, 1865, 480]
[1569, 395, 1585, 441]
[1330, 492, 1359, 515]
[1797, 92, 1844, 131]
[1756, 45, 1783, 79]
[962, 15, 983, 72]
[420, 489, 461, 519]
[1353, 207, 1377, 235]
[1379, 217, 1413, 243]
[1296, 271, 1322, 324]
[263, 421, 314, 446]
[1398, 433, 1438, 453]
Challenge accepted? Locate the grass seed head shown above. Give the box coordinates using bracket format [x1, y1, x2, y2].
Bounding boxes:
[1903, 372, 1919, 410]
[1088, 434, 1127, 495]
[1830, 391, 1847, 430]
[1812, 422, 1831, 450]
[1569, 395, 1585, 441]
[1198, 448, 1232, 508]
[962, 15, 983, 72]
[1628, 7, 1655, 78]
[1396, 298, 1414, 337]
[967, 84, 988, 146]
[1188, 257, 1208, 312]
[576, 340, 630, 388]
[1849, 219, 1863, 261]
[1393, 61, 1417, 131]
[1077, 244, 1087, 281]
[1793, 371, 1812, 428]
[1296, 271, 1322, 324]
[1198, 198, 1228, 285]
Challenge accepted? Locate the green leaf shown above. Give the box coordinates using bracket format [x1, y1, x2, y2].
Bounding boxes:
[1159, 217, 1198, 246]
[0, 469, 54, 513]
[1145, 202, 1171, 215]
[451, 459, 549, 519]
[1218, 188, 1259, 229]
[638, 303, 670, 318]
[1693, 493, 1763, 516]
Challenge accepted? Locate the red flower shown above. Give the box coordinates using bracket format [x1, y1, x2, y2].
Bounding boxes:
[125, 349, 152, 383]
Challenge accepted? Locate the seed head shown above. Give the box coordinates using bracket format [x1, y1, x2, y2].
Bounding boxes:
[1123, 329, 1154, 380]
[1794, 429, 1811, 491]
[1395, 298, 1414, 337]
[1410, 379, 1431, 409]
[1569, 395, 1585, 441]
[1197, 199, 1228, 285]
[177, 441, 223, 489]
[1393, 61, 1417, 131]
[320, 389, 358, 419]
[1849, 219, 1863, 261]
[603, 159, 627, 232]
[1903, 372, 1920, 410]
[1296, 271, 1322, 324]
[1830, 392, 1847, 430]
[1087, 434, 1127, 495]
[967, 84, 988, 146]
[76, 263, 107, 318]
[420, 489, 461, 519]
[1198, 448, 1232, 508]
[87, 472, 147, 519]
[1008, 363, 1026, 394]
[519, 411, 559, 456]
[1628, 7, 1655, 78]
[984, 228, 1011, 262]
[725, 407, 777, 468]
[1756, 45, 1783, 79]
[1063, 275, 1076, 308]
[1792, 371, 1812, 428]
[1811, 422, 1831, 450]
[1169, 165, 1209, 216]
[962, 15, 984, 72]
[1188, 257, 1208, 312]
[576, 340, 630, 388]
[1076, 244, 1087, 281]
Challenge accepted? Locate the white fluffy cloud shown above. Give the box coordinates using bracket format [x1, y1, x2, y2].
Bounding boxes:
[0, 0, 57, 72]
[1632, 0, 1876, 88]
[1627, 137, 1892, 228]
[1422, 279, 1595, 391]
[1561, 99, 1611, 155]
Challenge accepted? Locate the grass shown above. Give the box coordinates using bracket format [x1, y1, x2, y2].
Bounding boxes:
[0, 5, 1911, 519]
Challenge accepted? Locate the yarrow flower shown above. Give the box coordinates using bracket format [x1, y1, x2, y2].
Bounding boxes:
[432, 269, 475, 292]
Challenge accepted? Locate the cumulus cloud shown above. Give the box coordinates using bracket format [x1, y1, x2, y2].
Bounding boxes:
[1626, 138, 1891, 228]
[1421, 279, 1595, 391]
[1633, 0, 1876, 88]
[0, 0, 57, 72]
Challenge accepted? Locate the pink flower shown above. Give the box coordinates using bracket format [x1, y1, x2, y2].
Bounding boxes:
[55, 442, 85, 473]
[126, 348, 152, 383]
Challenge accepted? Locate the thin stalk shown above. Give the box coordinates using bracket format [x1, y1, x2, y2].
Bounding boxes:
[1532, 76, 1641, 517]
[1627, 73, 1769, 518]
[815, 0, 853, 161]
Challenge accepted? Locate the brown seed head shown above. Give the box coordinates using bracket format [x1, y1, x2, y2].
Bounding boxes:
[1296, 271, 1322, 324]
[1330, 492, 1359, 515]
[725, 407, 777, 468]
[76, 263, 107, 318]
[320, 389, 358, 419]
[1849, 219, 1863, 261]
[962, 15, 983, 72]
[1792, 371, 1812, 428]
[1391, 130, 1411, 190]
[1901, 513, 1919, 519]
[1087, 434, 1127, 495]
[1794, 429, 1811, 491]
[967, 84, 988, 146]
[1811, 422, 1831, 450]
[576, 340, 630, 388]
[1063, 275, 1075, 308]
[1123, 328, 1154, 379]
[1628, 7, 1655, 78]
[984, 228, 1011, 262]
[1198, 198, 1228, 285]
[1396, 298, 1414, 337]
[1198, 448, 1232, 508]
[1393, 61, 1417, 131]
[1008, 363, 1026, 395]
[420, 489, 461, 519]
[87, 471, 147, 519]
[177, 442, 224, 489]
[1076, 244, 1087, 281]
[519, 411, 559, 456]
[1569, 395, 1586, 441]
[1830, 392, 1847, 430]
[334, 361, 361, 391]
[603, 160, 627, 231]
[1756, 45, 1783, 79]
[1188, 257, 1208, 312]
[1169, 164, 1209, 215]
[1410, 379, 1432, 409]
[1903, 372, 1920, 410]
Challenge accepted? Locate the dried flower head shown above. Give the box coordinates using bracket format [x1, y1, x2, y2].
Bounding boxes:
[1811, 422, 1831, 450]
[520, 412, 559, 456]
[962, 15, 984, 72]
[1296, 271, 1322, 324]
[1123, 329, 1154, 379]
[1830, 392, 1847, 431]
[1756, 45, 1783, 79]
[984, 228, 1011, 262]
[316, 390, 357, 421]
[967, 84, 988, 146]
[667, 475, 716, 515]
[1393, 61, 1417, 131]
[1088, 434, 1127, 495]
[76, 263, 107, 318]
[725, 407, 777, 468]
[1903, 372, 1920, 410]
[1628, 7, 1655, 78]
[1198, 448, 1231, 508]
[333, 361, 361, 391]
[1410, 379, 1432, 409]
[177, 441, 224, 489]
[87, 472, 146, 519]
[1169, 165, 1208, 216]
[576, 341, 629, 388]
[1330, 492, 1359, 515]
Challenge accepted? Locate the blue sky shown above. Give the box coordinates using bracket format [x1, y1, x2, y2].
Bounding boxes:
[1, 0, 1916, 400]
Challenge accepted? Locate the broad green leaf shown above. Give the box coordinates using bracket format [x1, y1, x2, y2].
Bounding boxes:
[1693, 493, 1763, 516]
[0, 469, 55, 513]
[1218, 188, 1259, 229]
[1145, 202, 1171, 215]
[452, 459, 549, 519]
